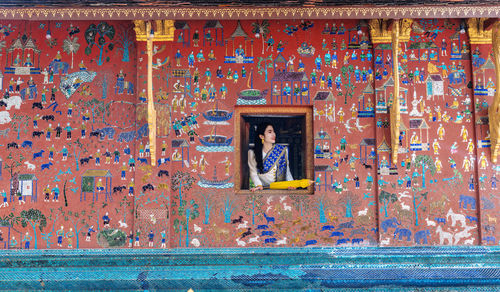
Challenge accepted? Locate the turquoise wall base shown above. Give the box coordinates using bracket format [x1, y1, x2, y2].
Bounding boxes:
[1, 247, 499, 291]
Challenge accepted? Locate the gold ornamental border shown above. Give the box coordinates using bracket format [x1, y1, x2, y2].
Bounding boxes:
[2, 6, 500, 20]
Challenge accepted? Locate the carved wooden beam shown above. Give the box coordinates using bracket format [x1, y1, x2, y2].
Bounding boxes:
[391, 20, 401, 165]
[491, 21, 500, 163]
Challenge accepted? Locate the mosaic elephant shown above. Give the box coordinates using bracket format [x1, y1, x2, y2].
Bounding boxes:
[98, 127, 116, 140]
[459, 194, 476, 210]
[381, 217, 400, 233]
[414, 230, 430, 244]
[394, 227, 412, 241]
[472, 56, 485, 68]
[115, 79, 134, 95]
[49, 60, 69, 75]
[20, 86, 37, 100]
[117, 130, 135, 142]
[448, 71, 466, 84]
[136, 123, 149, 138]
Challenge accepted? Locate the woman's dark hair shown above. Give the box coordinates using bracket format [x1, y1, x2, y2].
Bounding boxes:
[253, 122, 274, 173]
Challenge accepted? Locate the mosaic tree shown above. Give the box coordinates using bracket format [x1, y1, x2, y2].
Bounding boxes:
[0, 213, 20, 227]
[20, 209, 47, 250]
[63, 210, 87, 249]
[173, 199, 200, 247]
[257, 55, 273, 82]
[76, 98, 111, 124]
[412, 191, 428, 227]
[171, 171, 196, 206]
[414, 154, 436, 189]
[243, 193, 263, 225]
[116, 24, 134, 62]
[379, 190, 398, 218]
[339, 64, 356, 104]
[62, 36, 81, 69]
[10, 114, 30, 140]
[41, 207, 62, 248]
[88, 201, 106, 231]
[252, 20, 270, 55]
[315, 195, 329, 223]
[337, 191, 360, 218]
[197, 190, 215, 225]
[67, 139, 86, 172]
[118, 195, 132, 224]
[4, 152, 24, 178]
[84, 22, 115, 66]
[290, 194, 311, 217]
[221, 195, 236, 224]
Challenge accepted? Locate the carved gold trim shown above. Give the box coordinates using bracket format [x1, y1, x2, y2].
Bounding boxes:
[234, 106, 314, 196]
[369, 19, 392, 44]
[490, 21, 500, 163]
[390, 20, 401, 165]
[134, 20, 174, 42]
[2, 6, 500, 20]
[399, 19, 413, 43]
[369, 19, 412, 44]
[467, 18, 494, 44]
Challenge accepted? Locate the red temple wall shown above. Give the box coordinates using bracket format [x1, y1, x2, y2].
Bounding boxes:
[0, 19, 498, 249]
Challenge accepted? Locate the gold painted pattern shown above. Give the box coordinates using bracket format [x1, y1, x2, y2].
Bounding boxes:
[1, 6, 500, 20]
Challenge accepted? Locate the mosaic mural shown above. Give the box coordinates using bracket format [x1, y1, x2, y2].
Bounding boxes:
[0, 18, 498, 249]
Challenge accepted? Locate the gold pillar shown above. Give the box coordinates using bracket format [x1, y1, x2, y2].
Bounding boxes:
[369, 19, 412, 165]
[391, 20, 401, 165]
[491, 21, 500, 163]
[134, 20, 175, 166]
[146, 21, 157, 166]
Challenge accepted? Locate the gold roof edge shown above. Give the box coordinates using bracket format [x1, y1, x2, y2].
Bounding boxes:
[1, 6, 500, 20]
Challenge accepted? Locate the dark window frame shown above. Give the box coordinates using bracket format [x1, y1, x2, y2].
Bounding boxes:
[234, 105, 314, 195]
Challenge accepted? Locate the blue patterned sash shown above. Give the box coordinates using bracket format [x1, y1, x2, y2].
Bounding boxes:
[262, 144, 288, 182]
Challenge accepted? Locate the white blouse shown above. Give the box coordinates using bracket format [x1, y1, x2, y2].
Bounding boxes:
[248, 148, 293, 188]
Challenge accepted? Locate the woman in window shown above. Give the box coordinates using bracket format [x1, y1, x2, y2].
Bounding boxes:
[248, 122, 294, 191]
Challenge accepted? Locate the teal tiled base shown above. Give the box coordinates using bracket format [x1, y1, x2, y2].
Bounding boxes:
[1, 247, 499, 290]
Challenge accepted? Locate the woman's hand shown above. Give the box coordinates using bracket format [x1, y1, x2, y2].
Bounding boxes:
[287, 186, 296, 190]
[250, 185, 263, 192]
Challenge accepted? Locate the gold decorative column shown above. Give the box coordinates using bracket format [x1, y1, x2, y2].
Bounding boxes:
[134, 20, 175, 166]
[491, 21, 500, 163]
[369, 19, 412, 165]
[146, 21, 157, 166]
[390, 20, 401, 165]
